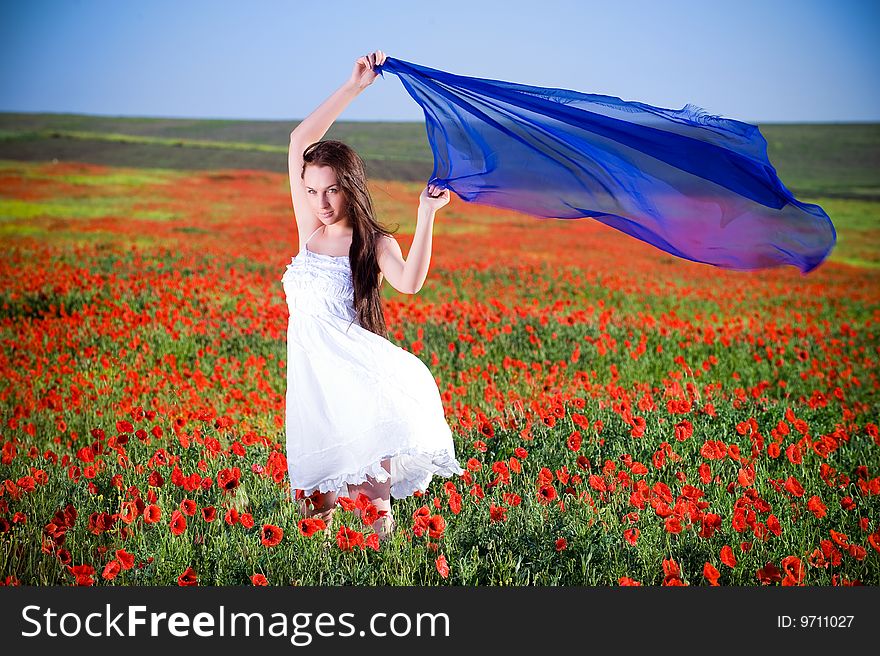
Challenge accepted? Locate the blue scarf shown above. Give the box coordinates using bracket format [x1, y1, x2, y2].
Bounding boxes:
[375, 57, 835, 274]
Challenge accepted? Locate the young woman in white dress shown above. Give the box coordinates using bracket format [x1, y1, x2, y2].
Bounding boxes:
[285, 50, 462, 543]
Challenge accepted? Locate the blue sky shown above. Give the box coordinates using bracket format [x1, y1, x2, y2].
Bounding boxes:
[1, 0, 878, 123]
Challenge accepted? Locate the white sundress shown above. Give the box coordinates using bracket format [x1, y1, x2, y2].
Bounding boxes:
[281, 226, 464, 500]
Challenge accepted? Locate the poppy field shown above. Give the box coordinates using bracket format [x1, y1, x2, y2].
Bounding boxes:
[0, 152, 878, 586]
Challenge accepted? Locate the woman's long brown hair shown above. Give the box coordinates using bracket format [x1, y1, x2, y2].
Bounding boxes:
[301, 140, 398, 339]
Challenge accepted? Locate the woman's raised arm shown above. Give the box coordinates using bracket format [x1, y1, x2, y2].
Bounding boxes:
[290, 50, 387, 146]
[288, 51, 387, 237]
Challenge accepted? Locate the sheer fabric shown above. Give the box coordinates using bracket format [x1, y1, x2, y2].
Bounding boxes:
[375, 57, 835, 274]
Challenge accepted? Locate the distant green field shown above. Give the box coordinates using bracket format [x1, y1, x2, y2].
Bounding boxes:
[0, 113, 434, 182]
[1, 113, 878, 198]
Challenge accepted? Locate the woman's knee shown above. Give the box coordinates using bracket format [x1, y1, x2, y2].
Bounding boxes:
[308, 489, 337, 513]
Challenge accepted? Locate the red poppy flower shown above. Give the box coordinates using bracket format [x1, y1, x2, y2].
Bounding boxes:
[169, 510, 187, 536]
[217, 466, 241, 491]
[618, 577, 642, 586]
[119, 501, 138, 525]
[336, 496, 356, 512]
[466, 458, 482, 472]
[737, 467, 755, 487]
[224, 508, 239, 525]
[489, 504, 508, 523]
[115, 549, 134, 570]
[354, 493, 373, 511]
[652, 449, 665, 469]
[555, 538, 567, 552]
[448, 494, 462, 514]
[427, 515, 446, 540]
[240, 513, 254, 529]
[781, 556, 804, 585]
[503, 492, 522, 507]
[201, 506, 217, 522]
[804, 495, 826, 519]
[567, 432, 582, 452]
[784, 476, 805, 498]
[298, 518, 327, 537]
[251, 573, 269, 586]
[665, 517, 682, 534]
[360, 503, 379, 526]
[436, 554, 450, 579]
[828, 529, 849, 547]
[177, 566, 198, 586]
[588, 475, 607, 493]
[491, 461, 511, 485]
[623, 528, 640, 546]
[700, 440, 726, 460]
[261, 524, 283, 547]
[847, 544, 866, 561]
[537, 484, 557, 505]
[807, 547, 827, 569]
[699, 513, 721, 539]
[536, 467, 553, 486]
[703, 562, 720, 586]
[652, 481, 673, 503]
[336, 526, 365, 552]
[143, 505, 161, 524]
[756, 562, 782, 585]
[67, 563, 95, 586]
[180, 499, 197, 516]
[698, 463, 712, 485]
[662, 558, 681, 580]
[720, 545, 737, 568]
[102, 559, 121, 581]
[674, 420, 693, 442]
[785, 443, 803, 465]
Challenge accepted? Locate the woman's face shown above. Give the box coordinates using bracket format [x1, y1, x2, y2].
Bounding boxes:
[303, 165, 348, 227]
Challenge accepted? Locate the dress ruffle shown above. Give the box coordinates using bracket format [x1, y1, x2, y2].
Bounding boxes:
[306, 446, 465, 500]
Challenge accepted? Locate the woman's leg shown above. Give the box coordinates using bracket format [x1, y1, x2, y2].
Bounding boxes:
[347, 458, 394, 538]
[297, 489, 338, 522]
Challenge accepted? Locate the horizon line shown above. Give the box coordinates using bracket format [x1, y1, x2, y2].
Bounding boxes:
[2, 109, 879, 126]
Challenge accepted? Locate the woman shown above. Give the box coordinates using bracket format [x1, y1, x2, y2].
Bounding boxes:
[283, 50, 464, 543]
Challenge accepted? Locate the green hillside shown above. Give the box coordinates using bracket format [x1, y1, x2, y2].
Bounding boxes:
[1, 113, 877, 198]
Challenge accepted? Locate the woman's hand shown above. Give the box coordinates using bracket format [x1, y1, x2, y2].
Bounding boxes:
[419, 182, 451, 212]
[349, 50, 387, 91]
